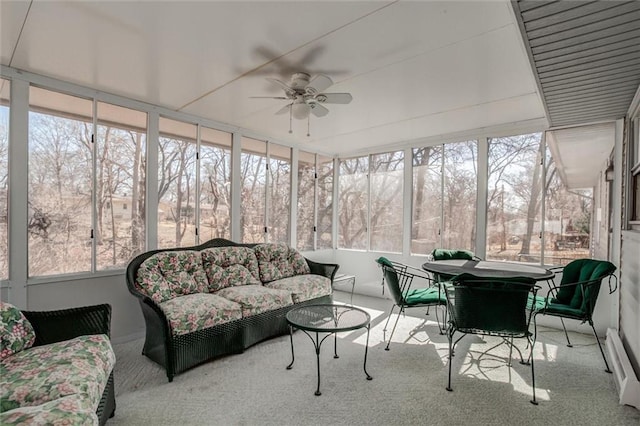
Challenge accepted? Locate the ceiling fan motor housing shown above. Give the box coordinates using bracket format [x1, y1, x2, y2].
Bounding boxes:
[290, 72, 311, 90]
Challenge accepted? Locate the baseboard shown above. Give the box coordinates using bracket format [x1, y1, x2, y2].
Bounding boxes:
[606, 328, 640, 409]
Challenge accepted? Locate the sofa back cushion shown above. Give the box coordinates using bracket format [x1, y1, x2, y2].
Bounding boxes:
[254, 243, 310, 283]
[0, 302, 36, 359]
[135, 250, 209, 303]
[201, 247, 261, 292]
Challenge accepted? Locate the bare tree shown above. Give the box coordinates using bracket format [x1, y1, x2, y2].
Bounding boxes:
[487, 134, 541, 257]
[158, 137, 196, 247]
[297, 158, 315, 250]
[338, 157, 368, 249]
[370, 151, 404, 252]
[240, 152, 265, 243]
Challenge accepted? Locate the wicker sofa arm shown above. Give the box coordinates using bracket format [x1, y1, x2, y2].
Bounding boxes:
[305, 258, 340, 282]
[23, 304, 112, 347]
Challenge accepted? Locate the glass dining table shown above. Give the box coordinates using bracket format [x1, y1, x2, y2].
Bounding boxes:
[421, 259, 555, 282]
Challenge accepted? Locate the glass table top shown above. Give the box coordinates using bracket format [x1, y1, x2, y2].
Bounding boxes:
[286, 304, 370, 332]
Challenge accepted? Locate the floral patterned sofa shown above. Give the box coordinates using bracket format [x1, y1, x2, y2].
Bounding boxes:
[0, 303, 116, 425]
[125, 238, 339, 382]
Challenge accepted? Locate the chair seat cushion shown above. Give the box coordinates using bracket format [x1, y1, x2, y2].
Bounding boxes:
[528, 294, 585, 319]
[159, 293, 243, 336]
[215, 285, 293, 317]
[0, 395, 98, 425]
[263, 275, 331, 303]
[404, 287, 446, 305]
[0, 334, 115, 414]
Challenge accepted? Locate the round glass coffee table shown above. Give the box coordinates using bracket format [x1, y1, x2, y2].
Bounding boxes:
[286, 303, 372, 396]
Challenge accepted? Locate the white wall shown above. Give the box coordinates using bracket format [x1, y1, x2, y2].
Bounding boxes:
[620, 230, 640, 373]
[26, 275, 144, 343]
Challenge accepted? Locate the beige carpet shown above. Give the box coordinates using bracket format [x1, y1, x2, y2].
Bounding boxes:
[110, 292, 639, 425]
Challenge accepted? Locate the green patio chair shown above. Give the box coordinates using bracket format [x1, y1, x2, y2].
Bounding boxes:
[376, 257, 447, 351]
[529, 258, 617, 372]
[444, 273, 540, 404]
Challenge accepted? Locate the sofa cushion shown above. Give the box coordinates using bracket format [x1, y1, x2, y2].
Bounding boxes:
[159, 293, 243, 336]
[0, 395, 98, 425]
[290, 249, 311, 275]
[201, 247, 261, 292]
[263, 275, 332, 303]
[215, 285, 293, 317]
[254, 243, 310, 283]
[0, 334, 115, 414]
[0, 302, 36, 360]
[136, 250, 209, 303]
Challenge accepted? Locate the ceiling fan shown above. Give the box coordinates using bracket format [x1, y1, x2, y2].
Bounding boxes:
[251, 72, 353, 120]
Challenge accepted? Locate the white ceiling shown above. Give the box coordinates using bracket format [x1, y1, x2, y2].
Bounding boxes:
[547, 123, 616, 189]
[0, 0, 548, 155]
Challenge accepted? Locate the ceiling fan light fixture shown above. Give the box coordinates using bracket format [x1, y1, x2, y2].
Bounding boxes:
[291, 102, 311, 120]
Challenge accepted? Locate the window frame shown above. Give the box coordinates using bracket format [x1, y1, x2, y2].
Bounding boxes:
[0, 78, 9, 282]
[628, 114, 640, 228]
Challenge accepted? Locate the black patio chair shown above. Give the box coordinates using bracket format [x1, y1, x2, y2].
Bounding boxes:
[444, 273, 540, 405]
[376, 257, 447, 351]
[528, 258, 617, 372]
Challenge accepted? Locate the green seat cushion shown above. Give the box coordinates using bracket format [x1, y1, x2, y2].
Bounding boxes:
[554, 259, 616, 312]
[529, 294, 585, 318]
[527, 294, 546, 311]
[542, 303, 585, 318]
[376, 256, 394, 268]
[431, 248, 475, 261]
[404, 287, 446, 305]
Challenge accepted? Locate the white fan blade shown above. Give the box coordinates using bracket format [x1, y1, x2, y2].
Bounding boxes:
[276, 104, 291, 115]
[250, 96, 288, 100]
[267, 78, 296, 97]
[310, 103, 329, 118]
[306, 74, 333, 94]
[316, 93, 352, 104]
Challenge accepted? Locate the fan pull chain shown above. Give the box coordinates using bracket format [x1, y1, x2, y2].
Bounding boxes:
[288, 105, 293, 134]
[307, 116, 310, 137]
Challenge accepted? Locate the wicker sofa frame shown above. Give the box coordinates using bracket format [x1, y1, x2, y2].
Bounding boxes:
[125, 238, 339, 382]
[21, 304, 116, 426]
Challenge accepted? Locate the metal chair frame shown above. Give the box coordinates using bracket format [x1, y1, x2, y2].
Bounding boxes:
[444, 275, 540, 405]
[377, 260, 447, 351]
[532, 269, 618, 373]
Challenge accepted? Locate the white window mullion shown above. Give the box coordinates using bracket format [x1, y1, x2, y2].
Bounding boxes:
[146, 112, 159, 250]
[265, 142, 270, 243]
[7, 78, 29, 307]
[367, 155, 372, 251]
[230, 132, 242, 241]
[332, 158, 339, 250]
[402, 148, 412, 256]
[195, 125, 201, 245]
[440, 145, 445, 248]
[540, 132, 546, 266]
[476, 137, 489, 259]
[91, 99, 98, 273]
[313, 154, 319, 251]
[290, 148, 299, 248]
